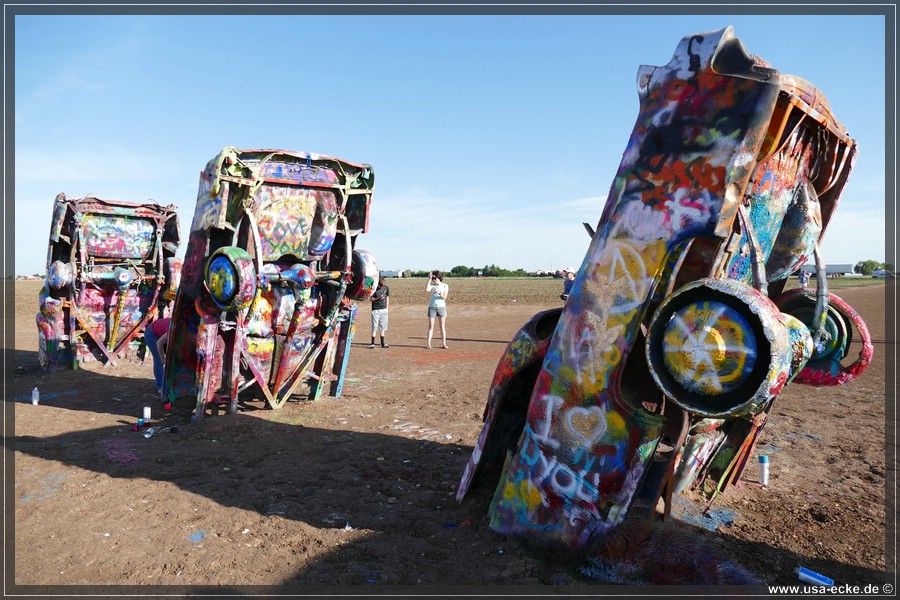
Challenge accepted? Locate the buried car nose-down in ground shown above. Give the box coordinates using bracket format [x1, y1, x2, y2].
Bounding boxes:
[456, 27, 872, 549]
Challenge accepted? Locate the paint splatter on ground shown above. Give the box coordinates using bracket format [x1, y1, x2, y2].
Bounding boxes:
[784, 431, 824, 443]
[671, 495, 738, 532]
[580, 520, 760, 585]
[20, 473, 65, 503]
[98, 438, 139, 465]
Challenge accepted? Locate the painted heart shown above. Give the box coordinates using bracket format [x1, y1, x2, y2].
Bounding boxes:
[565, 405, 608, 448]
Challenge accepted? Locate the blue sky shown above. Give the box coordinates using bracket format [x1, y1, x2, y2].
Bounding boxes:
[12, 11, 889, 276]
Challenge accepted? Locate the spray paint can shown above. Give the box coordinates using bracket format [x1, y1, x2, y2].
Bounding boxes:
[758, 455, 769, 485]
[143, 406, 152, 422]
[794, 566, 833, 586]
[31, 387, 39, 406]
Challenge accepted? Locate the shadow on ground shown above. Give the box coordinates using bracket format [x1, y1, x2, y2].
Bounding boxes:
[6, 353, 889, 593]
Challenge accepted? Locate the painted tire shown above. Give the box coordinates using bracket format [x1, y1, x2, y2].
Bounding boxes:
[773, 288, 873, 386]
[204, 247, 257, 311]
[345, 249, 379, 301]
[646, 278, 792, 418]
[773, 289, 849, 361]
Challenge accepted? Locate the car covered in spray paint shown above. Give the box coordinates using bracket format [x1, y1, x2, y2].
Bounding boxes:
[164, 147, 378, 420]
[457, 27, 873, 548]
[36, 194, 181, 370]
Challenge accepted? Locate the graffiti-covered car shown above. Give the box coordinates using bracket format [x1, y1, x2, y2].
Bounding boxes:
[457, 27, 872, 548]
[37, 193, 181, 371]
[164, 147, 378, 420]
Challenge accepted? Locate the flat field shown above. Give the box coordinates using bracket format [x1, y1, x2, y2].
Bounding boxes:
[7, 277, 890, 592]
[374, 274, 885, 305]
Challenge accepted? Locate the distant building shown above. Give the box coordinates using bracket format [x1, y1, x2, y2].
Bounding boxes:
[380, 270, 403, 278]
[799, 263, 854, 276]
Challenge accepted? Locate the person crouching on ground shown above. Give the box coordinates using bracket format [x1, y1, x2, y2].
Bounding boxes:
[425, 270, 449, 349]
[369, 276, 390, 348]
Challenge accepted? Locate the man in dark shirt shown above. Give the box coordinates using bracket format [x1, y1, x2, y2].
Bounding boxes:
[560, 267, 577, 301]
[369, 277, 390, 348]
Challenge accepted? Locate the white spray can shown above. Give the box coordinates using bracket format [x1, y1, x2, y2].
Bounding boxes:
[31, 387, 39, 406]
[758, 455, 769, 485]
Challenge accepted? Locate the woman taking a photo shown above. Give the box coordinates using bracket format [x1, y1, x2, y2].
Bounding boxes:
[425, 270, 449, 349]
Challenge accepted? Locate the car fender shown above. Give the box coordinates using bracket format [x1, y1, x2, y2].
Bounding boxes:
[456, 308, 560, 501]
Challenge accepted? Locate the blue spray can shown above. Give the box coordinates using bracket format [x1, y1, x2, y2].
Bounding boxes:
[795, 566, 833, 586]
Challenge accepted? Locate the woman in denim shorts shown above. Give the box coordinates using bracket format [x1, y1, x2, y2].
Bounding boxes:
[425, 270, 449, 348]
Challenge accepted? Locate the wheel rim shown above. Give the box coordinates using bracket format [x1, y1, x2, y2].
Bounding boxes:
[661, 300, 758, 396]
[207, 254, 238, 307]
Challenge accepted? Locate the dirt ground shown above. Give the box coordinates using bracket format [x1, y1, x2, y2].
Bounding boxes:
[6, 278, 891, 594]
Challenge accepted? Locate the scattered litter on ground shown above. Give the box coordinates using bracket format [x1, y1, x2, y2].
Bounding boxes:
[17, 390, 78, 402]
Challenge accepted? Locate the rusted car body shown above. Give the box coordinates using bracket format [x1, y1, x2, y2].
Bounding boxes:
[36, 194, 181, 370]
[164, 147, 378, 420]
[457, 27, 872, 548]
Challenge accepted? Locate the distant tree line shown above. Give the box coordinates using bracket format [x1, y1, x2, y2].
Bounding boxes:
[402, 265, 551, 278]
[398, 260, 894, 278]
[854, 260, 894, 276]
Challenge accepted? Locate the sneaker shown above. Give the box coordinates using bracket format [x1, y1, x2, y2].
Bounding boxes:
[368, 344, 376, 349]
[381, 344, 390, 348]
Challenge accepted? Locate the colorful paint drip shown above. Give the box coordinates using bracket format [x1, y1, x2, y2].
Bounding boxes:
[457, 27, 871, 550]
[165, 147, 378, 420]
[36, 193, 181, 371]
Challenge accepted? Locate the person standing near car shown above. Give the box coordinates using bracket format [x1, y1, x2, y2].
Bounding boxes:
[425, 270, 449, 349]
[369, 276, 390, 348]
[560, 267, 577, 300]
[144, 316, 171, 398]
